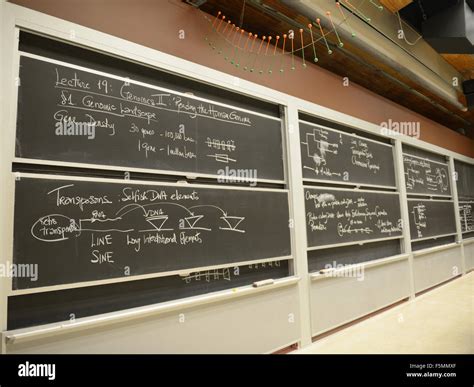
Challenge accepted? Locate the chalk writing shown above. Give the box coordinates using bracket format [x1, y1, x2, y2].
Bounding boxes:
[17, 55, 285, 182]
[305, 188, 402, 247]
[404, 154, 450, 195]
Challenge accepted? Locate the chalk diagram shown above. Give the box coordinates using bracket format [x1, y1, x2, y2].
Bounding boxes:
[206, 138, 237, 163]
[426, 168, 449, 192]
[301, 128, 341, 176]
[182, 267, 232, 283]
[182, 261, 281, 284]
[411, 203, 427, 238]
[206, 154, 236, 163]
[404, 158, 449, 193]
[30, 202, 246, 242]
[459, 204, 473, 232]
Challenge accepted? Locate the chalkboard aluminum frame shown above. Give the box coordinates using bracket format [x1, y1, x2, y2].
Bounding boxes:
[299, 120, 398, 190]
[407, 197, 458, 241]
[303, 185, 403, 251]
[9, 172, 293, 296]
[403, 152, 452, 198]
[14, 51, 286, 185]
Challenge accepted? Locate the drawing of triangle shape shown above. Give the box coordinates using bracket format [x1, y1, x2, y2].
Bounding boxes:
[185, 215, 204, 229]
[221, 216, 245, 230]
[146, 215, 169, 230]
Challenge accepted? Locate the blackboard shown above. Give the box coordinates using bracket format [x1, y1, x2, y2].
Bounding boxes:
[304, 187, 402, 248]
[412, 235, 456, 251]
[403, 154, 451, 196]
[20, 31, 280, 118]
[402, 145, 446, 163]
[455, 161, 474, 200]
[307, 239, 401, 272]
[407, 199, 456, 240]
[299, 122, 396, 187]
[459, 201, 474, 234]
[8, 260, 289, 330]
[16, 55, 284, 182]
[13, 176, 291, 289]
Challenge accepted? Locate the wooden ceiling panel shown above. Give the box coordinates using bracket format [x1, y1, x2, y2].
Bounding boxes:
[379, 0, 413, 13]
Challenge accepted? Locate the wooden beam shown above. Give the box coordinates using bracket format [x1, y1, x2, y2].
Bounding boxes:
[379, 0, 413, 13]
[442, 54, 474, 80]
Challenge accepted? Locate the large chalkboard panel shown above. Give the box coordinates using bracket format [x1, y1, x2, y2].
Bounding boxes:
[8, 260, 289, 330]
[13, 176, 291, 289]
[459, 201, 474, 234]
[16, 55, 284, 181]
[403, 154, 450, 196]
[299, 122, 396, 187]
[304, 187, 402, 248]
[407, 199, 456, 240]
[455, 161, 474, 200]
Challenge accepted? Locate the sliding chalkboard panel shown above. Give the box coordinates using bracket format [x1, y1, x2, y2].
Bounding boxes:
[9, 260, 289, 330]
[304, 187, 402, 248]
[13, 176, 291, 289]
[459, 201, 474, 234]
[307, 239, 401, 271]
[403, 154, 450, 196]
[299, 122, 396, 187]
[455, 161, 474, 200]
[16, 55, 284, 181]
[402, 145, 446, 163]
[407, 199, 456, 240]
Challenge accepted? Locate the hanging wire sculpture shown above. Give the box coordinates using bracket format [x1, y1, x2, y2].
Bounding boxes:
[200, 0, 423, 76]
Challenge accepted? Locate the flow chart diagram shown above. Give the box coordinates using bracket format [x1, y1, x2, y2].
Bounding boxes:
[411, 203, 427, 238]
[31, 202, 246, 243]
[301, 127, 341, 176]
[404, 156, 449, 193]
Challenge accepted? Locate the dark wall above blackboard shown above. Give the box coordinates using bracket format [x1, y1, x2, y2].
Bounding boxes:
[13, 176, 292, 289]
[299, 122, 396, 187]
[304, 187, 402, 248]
